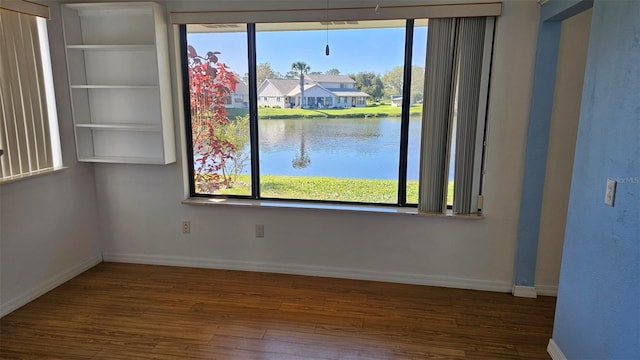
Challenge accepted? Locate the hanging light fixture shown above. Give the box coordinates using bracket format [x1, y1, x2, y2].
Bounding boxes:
[325, 0, 330, 56]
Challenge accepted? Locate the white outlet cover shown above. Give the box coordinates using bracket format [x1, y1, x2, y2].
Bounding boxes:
[605, 178, 616, 206]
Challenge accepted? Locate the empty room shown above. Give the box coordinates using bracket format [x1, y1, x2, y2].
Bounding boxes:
[1, 0, 638, 359]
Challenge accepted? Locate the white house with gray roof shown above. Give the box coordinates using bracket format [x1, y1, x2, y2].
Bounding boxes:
[257, 74, 369, 109]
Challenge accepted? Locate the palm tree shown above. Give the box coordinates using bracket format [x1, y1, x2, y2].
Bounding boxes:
[291, 61, 310, 108]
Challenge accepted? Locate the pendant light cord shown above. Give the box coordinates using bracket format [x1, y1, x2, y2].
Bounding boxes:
[325, 0, 330, 56]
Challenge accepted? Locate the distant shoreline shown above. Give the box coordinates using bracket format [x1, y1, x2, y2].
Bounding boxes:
[226, 104, 423, 120]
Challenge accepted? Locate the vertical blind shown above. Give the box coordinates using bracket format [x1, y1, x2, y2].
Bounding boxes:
[418, 18, 457, 213]
[419, 16, 493, 214]
[453, 17, 487, 214]
[0, 6, 52, 179]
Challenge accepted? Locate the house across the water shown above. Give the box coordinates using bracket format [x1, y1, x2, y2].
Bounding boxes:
[225, 78, 249, 108]
[390, 94, 418, 107]
[257, 74, 370, 109]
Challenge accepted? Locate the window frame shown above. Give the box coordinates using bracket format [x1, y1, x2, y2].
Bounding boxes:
[180, 21, 421, 207]
[179, 12, 495, 214]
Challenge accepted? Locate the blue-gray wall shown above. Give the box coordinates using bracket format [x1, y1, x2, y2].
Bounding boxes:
[552, 0, 640, 358]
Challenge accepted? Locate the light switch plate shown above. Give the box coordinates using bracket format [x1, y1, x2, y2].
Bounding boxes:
[605, 178, 616, 206]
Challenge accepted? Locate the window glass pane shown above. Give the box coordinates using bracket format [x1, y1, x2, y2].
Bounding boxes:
[406, 20, 427, 205]
[186, 24, 251, 196]
[256, 20, 405, 203]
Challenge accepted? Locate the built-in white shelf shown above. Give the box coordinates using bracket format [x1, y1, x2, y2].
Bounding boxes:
[66, 44, 156, 50]
[62, 2, 175, 165]
[77, 155, 169, 165]
[70, 85, 159, 89]
[75, 123, 162, 132]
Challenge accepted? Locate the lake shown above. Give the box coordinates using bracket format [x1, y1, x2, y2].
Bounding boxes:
[245, 116, 425, 180]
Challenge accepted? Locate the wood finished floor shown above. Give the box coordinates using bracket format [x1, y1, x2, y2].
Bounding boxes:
[0, 263, 555, 359]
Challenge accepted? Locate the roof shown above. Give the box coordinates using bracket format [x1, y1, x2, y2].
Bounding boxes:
[286, 83, 333, 97]
[305, 74, 355, 84]
[262, 79, 299, 95]
[259, 77, 369, 98]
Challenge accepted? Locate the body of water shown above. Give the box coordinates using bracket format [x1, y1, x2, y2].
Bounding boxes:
[241, 116, 431, 181]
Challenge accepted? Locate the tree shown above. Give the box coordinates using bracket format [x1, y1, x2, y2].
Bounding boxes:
[382, 66, 404, 99]
[187, 45, 240, 193]
[283, 70, 298, 79]
[381, 65, 425, 102]
[291, 61, 310, 108]
[410, 65, 425, 103]
[351, 72, 384, 100]
[219, 115, 250, 182]
[256, 62, 280, 87]
[326, 68, 341, 75]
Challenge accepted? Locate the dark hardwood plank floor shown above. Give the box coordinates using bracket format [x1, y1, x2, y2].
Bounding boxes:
[0, 263, 555, 359]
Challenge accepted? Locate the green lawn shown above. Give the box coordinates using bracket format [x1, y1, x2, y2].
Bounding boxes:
[208, 174, 454, 205]
[227, 104, 423, 119]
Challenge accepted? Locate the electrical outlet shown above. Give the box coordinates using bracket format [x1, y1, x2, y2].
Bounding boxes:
[255, 224, 265, 238]
[605, 178, 616, 207]
[182, 220, 191, 234]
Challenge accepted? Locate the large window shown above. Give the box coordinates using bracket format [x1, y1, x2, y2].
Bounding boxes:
[0, 4, 61, 182]
[181, 9, 495, 214]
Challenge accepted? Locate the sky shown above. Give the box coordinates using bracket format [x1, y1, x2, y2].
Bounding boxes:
[187, 24, 427, 77]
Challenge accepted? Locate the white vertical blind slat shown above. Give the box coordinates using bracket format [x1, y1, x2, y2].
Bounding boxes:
[453, 17, 486, 214]
[25, 14, 51, 170]
[0, 8, 52, 179]
[16, 12, 38, 173]
[2, 11, 27, 176]
[418, 18, 457, 213]
[0, 11, 10, 177]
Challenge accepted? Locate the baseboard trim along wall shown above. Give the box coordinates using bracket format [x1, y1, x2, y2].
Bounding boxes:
[0, 254, 102, 317]
[102, 252, 513, 293]
[547, 339, 568, 360]
[535, 284, 558, 296]
[512, 285, 538, 298]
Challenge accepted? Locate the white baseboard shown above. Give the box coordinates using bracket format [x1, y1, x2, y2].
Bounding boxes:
[0, 254, 102, 317]
[511, 284, 558, 297]
[512, 285, 538, 298]
[547, 339, 568, 360]
[102, 253, 513, 293]
[536, 284, 558, 296]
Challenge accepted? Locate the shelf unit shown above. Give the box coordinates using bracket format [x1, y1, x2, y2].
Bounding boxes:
[62, 2, 175, 164]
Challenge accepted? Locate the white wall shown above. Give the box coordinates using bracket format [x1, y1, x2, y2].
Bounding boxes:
[0, 2, 102, 316]
[535, 9, 591, 292]
[91, 0, 543, 292]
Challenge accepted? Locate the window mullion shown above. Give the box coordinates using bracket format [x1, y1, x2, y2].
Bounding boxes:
[179, 25, 197, 197]
[397, 19, 414, 206]
[247, 23, 260, 199]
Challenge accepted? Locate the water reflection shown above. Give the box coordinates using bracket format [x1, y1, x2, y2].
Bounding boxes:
[249, 116, 421, 180]
[291, 131, 311, 169]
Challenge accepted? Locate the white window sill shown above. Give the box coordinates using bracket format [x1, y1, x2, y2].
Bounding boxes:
[182, 197, 483, 219]
[0, 166, 68, 185]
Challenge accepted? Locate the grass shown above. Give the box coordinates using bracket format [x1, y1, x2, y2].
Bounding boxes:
[227, 104, 423, 120]
[206, 174, 454, 205]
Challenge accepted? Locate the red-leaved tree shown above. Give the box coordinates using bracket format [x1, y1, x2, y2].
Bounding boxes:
[187, 45, 239, 193]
